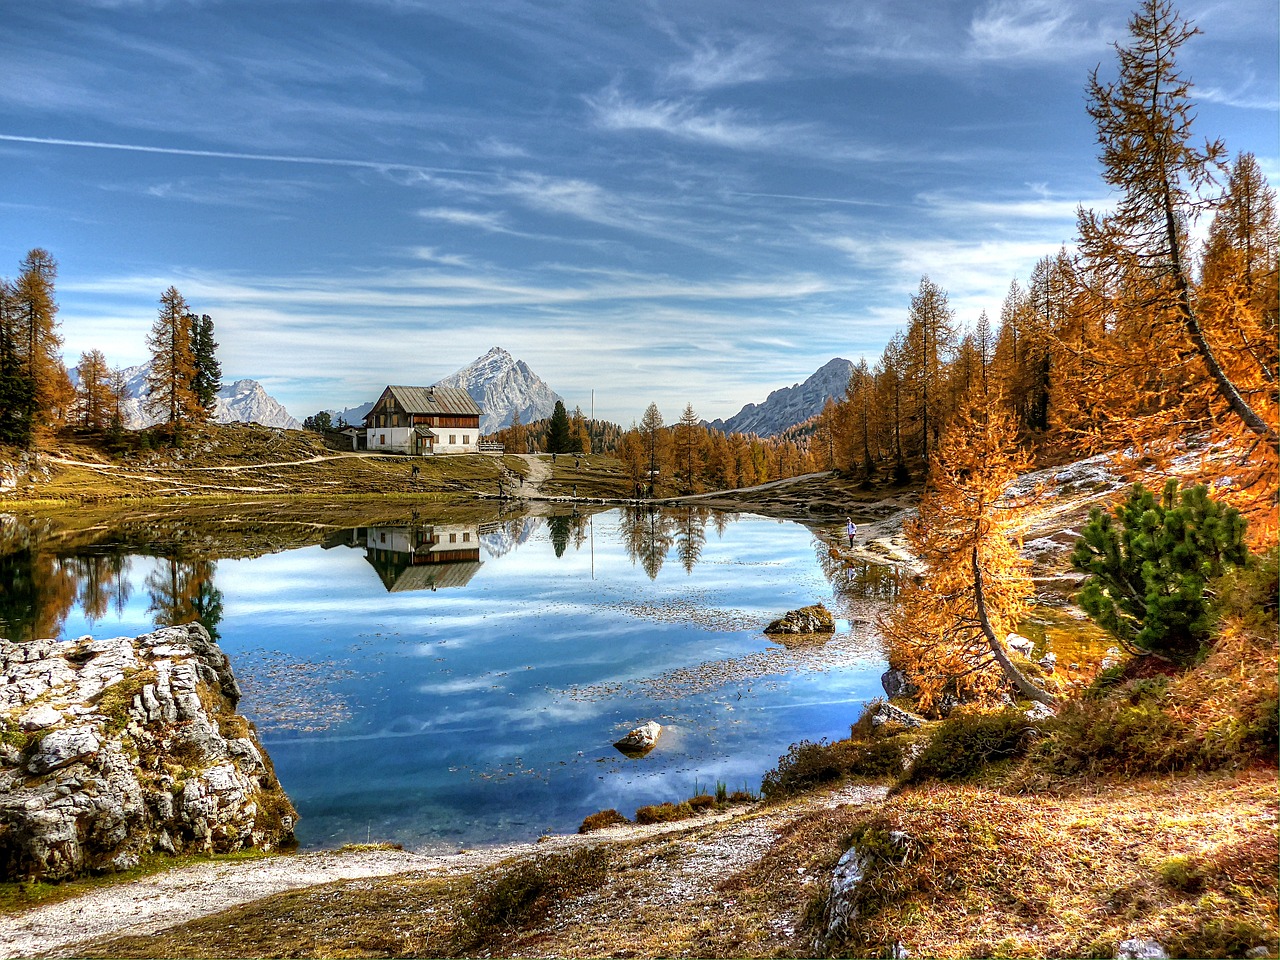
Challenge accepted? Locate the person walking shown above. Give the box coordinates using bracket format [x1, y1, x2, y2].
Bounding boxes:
[846, 517, 857, 547]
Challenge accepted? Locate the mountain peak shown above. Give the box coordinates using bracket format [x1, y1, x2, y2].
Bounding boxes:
[436, 348, 563, 434]
[709, 358, 852, 438]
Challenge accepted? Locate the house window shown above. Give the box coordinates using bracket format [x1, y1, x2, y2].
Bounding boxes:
[379, 434, 386, 445]
[462, 435, 469, 444]
[379, 532, 386, 543]
[449, 533, 457, 543]
[462, 532, 470, 542]
[450, 435, 456, 445]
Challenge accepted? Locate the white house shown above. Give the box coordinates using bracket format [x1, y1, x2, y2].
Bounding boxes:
[362, 385, 483, 455]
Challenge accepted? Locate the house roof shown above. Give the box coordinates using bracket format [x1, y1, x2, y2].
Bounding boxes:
[391, 385, 482, 417]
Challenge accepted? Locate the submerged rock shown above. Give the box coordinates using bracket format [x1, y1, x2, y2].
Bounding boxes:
[0, 623, 296, 882]
[614, 720, 662, 757]
[763, 603, 835, 636]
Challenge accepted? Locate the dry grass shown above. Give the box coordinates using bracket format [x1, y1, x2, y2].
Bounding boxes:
[66, 768, 1277, 959]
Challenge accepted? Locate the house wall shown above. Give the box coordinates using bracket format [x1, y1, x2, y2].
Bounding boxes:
[363, 425, 480, 455]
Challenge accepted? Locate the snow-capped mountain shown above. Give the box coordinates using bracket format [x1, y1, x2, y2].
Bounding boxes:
[708, 358, 853, 438]
[73, 362, 302, 430]
[436, 347, 564, 435]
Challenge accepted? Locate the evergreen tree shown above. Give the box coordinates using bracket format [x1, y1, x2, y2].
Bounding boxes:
[1071, 479, 1250, 661]
[0, 277, 35, 447]
[546, 400, 573, 453]
[13, 249, 68, 440]
[189, 313, 222, 415]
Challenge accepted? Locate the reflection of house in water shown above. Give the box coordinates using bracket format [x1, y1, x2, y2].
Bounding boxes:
[361, 524, 483, 592]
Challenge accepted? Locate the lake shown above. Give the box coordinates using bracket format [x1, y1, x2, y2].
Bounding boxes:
[1, 505, 894, 852]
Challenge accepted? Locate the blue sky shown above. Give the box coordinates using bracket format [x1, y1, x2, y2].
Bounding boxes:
[2, 0, 1275, 425]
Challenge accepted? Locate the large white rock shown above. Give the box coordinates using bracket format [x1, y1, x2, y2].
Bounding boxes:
[614, 720, 662, 755]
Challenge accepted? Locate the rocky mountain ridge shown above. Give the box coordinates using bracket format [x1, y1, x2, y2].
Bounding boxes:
[436, 346, 563, 435]
[708, 358, 853, 437]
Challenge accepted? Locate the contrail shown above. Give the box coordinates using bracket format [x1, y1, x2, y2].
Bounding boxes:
[0, 134, 491, 177]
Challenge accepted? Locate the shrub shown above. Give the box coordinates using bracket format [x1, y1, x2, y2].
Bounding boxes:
[1071, 479, 1250, 661]
[762, 735, 908, 800]
[456, 847, 610, 948]
[634, 801, 693, 825]
[904, 710, 1037, 784]
[578, 809, 630, 833]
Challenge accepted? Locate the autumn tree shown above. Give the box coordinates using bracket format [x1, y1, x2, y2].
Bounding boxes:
[146, 286, 202, 437]
[902, 276, 958, 466]
[75, 349, 113, 431]
[639, 402, 666, 488]
[9, 249, 71, 440]
[1073, 0, 1277, 538]
[879, 392, 1054, 714]
[673, 403, 702, 494]
[570, 405, 590, 454]
[0, 277, 35, 446]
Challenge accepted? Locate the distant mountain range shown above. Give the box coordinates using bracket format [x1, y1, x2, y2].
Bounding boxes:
[71, 362, 303, 431]
[707, 358, 853, 438]
[330, 347, 564, 436]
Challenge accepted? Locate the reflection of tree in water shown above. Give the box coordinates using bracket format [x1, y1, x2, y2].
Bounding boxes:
[146, 557, 224, 642]
[817, 544, 903, 602]
[547, 515, 572, 558]
[0, 550, 80, 642]
[72, 552, 133, 624]
[675, 507, 709, 574]
[620, 505, 676, 580]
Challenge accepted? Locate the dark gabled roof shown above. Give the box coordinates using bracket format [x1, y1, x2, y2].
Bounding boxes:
[369, 385, 482, 419]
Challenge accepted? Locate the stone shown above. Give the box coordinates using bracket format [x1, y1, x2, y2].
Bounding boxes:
[1024, 702, 1055, 721]
[819, 830, 914, 951]
[19, 704, 62, 731]
[1038, 652, 1057, 674]
[27, 727, 101, 775]
[614, 721, 662, 756]
[763, 603, 835, 636]
[0, 623, 296, 881]
[1006, 632, 1035, 656]
[880, 667, 918, 700]
[1244, 947, 1271, 959]
[868, 701, 925, 729]
[1116, 940, 1169, 959]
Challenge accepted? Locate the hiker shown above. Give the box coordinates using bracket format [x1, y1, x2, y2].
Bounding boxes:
[411, 463, 420, 481]
[846, 518, 857, 547]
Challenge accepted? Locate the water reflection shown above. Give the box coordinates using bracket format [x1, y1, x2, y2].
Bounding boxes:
[358, 524, 484, 592]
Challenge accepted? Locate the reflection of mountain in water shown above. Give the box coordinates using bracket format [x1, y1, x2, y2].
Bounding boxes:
[477, 517, 544, 559]
[361, 524, 483, 593]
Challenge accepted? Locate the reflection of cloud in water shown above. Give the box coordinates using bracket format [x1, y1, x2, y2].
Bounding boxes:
[562, 631, 882, 702]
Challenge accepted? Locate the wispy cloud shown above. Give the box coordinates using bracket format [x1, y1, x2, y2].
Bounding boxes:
[966, 0, 1110, 63]
[666, 38, 780, 90]
[587, 87, 810, 151]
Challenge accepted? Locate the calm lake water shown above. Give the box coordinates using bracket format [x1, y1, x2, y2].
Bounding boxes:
[5, 506, 892, 852]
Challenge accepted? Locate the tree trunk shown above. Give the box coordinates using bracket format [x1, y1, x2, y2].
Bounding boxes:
[972, 548, 1057, 707]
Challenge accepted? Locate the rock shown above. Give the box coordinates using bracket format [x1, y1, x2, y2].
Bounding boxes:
[0, 623, 296, 881]
[614, 721, 662, 756]
[1006, 632, 1035, 656]
[819, 830, 914, 950]
[880, 667, 918, 700]
[1038, 652, 1057, 674]
[868, 701, 925, 729]
[763, 603, 835, 635]
[19, 704, 62, 731]
[1116, 940, 1168, 959]
[1245, 947, 1272, 959]
[26, 726, 101, 775]
[1024, 702, 1055, 721]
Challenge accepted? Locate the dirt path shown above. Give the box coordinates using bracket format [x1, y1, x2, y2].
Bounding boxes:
[511, 453, 552, 495]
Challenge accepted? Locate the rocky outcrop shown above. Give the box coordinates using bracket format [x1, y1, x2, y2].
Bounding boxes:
[0, 623, 295, 881]
[867, 701, 925, 729]
[818, 829, 915, 952]
[880, 667, 918, 700]
[764, 603, 835, 636]
[614, 721, 662, 757]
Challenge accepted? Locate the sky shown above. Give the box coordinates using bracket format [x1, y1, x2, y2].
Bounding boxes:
[1, 0, 1276, 426]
